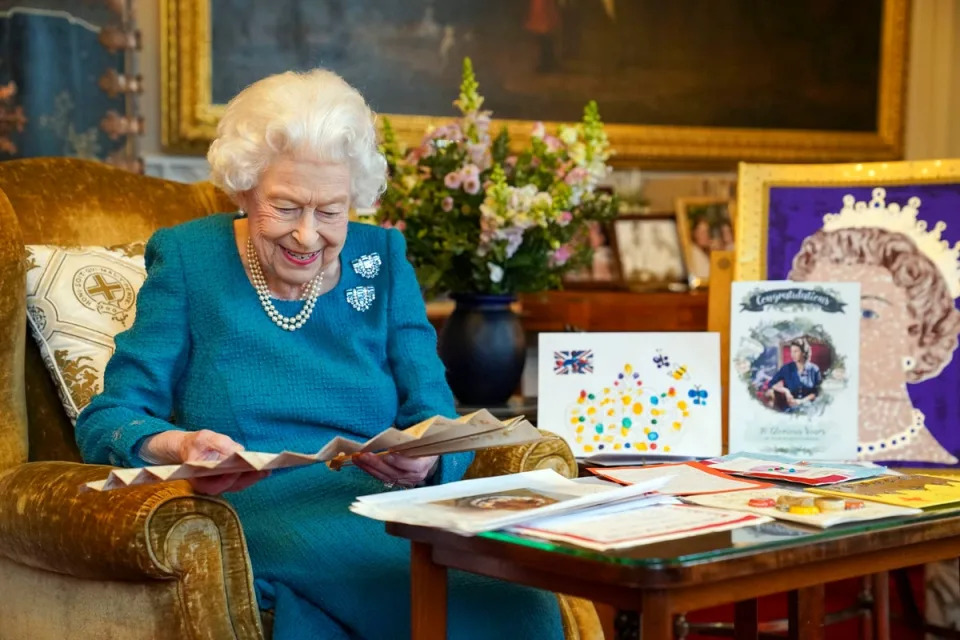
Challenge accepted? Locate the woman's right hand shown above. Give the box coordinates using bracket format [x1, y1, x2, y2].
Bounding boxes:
[141, 429, 268, 495]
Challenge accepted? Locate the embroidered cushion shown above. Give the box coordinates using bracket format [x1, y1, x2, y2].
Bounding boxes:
[25, 243, 146, 423]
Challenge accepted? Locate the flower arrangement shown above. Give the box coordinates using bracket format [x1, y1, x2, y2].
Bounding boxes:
[375, 58, 618, 298]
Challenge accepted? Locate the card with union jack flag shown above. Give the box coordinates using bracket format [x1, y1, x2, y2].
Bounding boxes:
[554, 350, 594, 374]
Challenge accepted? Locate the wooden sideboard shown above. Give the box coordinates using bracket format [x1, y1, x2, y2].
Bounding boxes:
[427, 290, 709, 334]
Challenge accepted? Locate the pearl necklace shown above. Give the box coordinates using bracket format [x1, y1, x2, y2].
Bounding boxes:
[246, 238, 323, 331]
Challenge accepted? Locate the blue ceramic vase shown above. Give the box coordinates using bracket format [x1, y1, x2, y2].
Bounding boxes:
[437, 294, 526, 406]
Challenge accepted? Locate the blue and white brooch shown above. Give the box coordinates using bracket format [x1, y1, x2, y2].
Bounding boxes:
[351, 253, 381, 279]
[346, 285, 376, 312]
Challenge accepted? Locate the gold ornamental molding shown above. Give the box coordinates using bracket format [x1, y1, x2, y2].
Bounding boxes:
[162, 0, 910, 167]
[735, 158, 960, 281]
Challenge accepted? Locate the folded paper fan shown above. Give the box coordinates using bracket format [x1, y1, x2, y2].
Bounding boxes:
[83, 410, 542, 492]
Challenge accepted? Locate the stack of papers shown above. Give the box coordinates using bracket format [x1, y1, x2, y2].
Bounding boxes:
[703, 452, 888, 486]
[509, 503, 770, 550]
[84, 410, 541, 492]
[350, 469, 770, 548]
[350, 469, 671, 535]
[589, 461, 773, 495]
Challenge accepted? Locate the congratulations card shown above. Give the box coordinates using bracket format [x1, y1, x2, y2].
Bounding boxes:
[538, 332, 722, 458]
[729, 281, 861, 459]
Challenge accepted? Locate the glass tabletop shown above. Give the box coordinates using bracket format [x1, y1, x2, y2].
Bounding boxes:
[481, 504, 960, 568]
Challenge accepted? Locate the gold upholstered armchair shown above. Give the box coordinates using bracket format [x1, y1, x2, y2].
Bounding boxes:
[0, 158, 601, 640]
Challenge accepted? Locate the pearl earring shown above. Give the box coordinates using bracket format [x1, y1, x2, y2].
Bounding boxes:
[902, 356, 916, 372]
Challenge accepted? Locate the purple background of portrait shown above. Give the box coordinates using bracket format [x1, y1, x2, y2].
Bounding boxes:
[767, 184, 960, 466]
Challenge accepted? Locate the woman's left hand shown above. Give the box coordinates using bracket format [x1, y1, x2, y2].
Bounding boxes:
[355, 453, 438, 488]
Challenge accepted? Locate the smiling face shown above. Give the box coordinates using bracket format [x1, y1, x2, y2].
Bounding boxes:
[238, 156, 351, 296]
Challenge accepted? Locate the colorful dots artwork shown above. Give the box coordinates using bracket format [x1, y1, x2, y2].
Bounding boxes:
[538, 332, 722, 458]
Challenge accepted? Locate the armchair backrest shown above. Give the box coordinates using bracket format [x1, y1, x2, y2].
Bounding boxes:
[0, 157, 233, 468]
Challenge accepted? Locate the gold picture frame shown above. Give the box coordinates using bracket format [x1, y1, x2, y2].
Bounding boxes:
[735, 159, 960, 281]
[162, 0, 909, 166]
[675, 197, 736, 289]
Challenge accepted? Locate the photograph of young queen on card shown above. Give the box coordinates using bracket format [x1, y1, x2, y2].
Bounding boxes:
[765, 338, 822, 412]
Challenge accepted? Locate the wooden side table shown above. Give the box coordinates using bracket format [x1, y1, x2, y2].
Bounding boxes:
[388, 506, 960, 640]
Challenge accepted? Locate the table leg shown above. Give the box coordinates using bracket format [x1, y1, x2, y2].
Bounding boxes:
[871, 572, 890, 640]
[734, 599, 759, 640]
[640, 591, 673, 639]
[788, 584, 825, 640]
[411, 541, 447, 640]
[858, 576, 874, 640]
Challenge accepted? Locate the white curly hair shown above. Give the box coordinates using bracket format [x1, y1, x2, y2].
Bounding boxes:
[207, 69, 387, 208]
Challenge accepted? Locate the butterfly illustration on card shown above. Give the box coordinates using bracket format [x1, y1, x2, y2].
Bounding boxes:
[688, 385, 709, 406]
[653, 350, 671, 369]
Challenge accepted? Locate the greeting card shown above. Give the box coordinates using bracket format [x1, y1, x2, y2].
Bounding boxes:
[809, 474, 960, 509]
[729, 282, 861, 459]
[537, 332, 721, 458]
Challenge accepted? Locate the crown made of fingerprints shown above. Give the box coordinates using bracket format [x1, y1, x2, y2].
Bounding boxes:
[821, 188, 960, 298]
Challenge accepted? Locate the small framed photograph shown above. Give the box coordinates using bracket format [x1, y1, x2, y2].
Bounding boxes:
[610, 213, 687, 292]
[675, 197, 736, 289]
[562, 220, 621, 289]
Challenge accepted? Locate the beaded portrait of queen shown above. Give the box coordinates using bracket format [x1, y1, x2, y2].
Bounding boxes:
[736, 160, 960, 465]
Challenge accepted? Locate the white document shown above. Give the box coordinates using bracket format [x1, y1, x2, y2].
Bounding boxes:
[537, 332, 722, 459]
[589, 461, 773, 495]
[686, 487, 921, 528]
[350, 469, 671, 535]
[510, 504, 771, 551]
[728, 282, 861, 459]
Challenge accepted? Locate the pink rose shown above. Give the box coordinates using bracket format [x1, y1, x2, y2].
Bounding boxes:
[463, 176, 481, 195]
[551, 245, 573, 266]
[543, 135, 563, 152]
[564, 167, 588, 185]
[444, 171, 463, 189]
[441, 196, 454, 212]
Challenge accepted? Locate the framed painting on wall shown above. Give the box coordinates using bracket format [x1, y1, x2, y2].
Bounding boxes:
[162, 0, 909, 166]
[735, 159, 960, 466]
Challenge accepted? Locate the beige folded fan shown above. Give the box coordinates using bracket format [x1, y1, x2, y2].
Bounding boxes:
[83, 411, 541, 492]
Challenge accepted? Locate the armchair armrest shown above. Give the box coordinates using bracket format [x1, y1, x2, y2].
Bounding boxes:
[463, 430, 577, 480]
[0, 461, 246, 581]
[0, 461, 265, 638]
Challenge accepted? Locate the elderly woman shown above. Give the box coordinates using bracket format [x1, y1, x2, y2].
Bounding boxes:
[765, 338, 821, 412]
[75, 70, 563, 640]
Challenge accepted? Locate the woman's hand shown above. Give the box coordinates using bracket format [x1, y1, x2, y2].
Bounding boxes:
[355, 453, 439, 488]
[140, 429, 269, 495]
